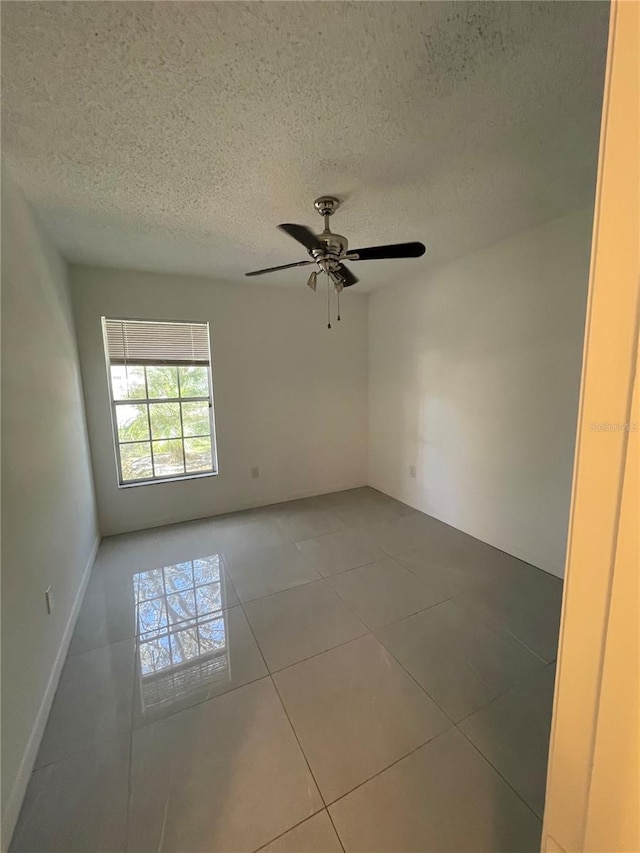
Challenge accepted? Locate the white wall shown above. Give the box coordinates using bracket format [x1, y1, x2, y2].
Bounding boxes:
[70, 265, 369, 535]
[368, 208, 592, 577]
[1, 170, 99, 847]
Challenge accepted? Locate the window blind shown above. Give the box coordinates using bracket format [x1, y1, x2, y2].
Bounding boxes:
[103, 318, 210, 366]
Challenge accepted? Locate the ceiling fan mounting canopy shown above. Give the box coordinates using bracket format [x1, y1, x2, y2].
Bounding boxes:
[313, 195, 341, 217]
[245, 196, 426, 294]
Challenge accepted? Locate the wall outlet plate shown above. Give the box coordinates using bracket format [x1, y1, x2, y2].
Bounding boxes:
[410, 465, 417, 479]
[251, 466, 260, 479]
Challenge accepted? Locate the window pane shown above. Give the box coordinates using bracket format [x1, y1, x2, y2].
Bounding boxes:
[170, 627, 199, 665]
[179, 366, 209, 398]
[164, 564, 193, 593]
[199, 616, 226, 652]
[149, 403, 181, 439]
[166, 589, 197, 626]
[120, 442, 152, 481]
[182, 402, 210, 437]
[152, 439, 185, 477]
[196, 583, 222, 616]
[146, 366, 178, 399]
[137, 597, 168, 636]
[193, 555, 221, 585]
[184, 436, 213, 473]
[116, 404, 149, 443]
[139, 635, 171, 676]
[135, 568, 164, 603]
[111, 365, 145, 400]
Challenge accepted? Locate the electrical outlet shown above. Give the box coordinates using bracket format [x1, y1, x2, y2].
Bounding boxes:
[45, 585, 53, 615]
[410, 465, 417, 479]
[251, 466, 260, 479]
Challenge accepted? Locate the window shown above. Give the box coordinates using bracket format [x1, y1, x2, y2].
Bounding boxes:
[102, 318, 217, 486]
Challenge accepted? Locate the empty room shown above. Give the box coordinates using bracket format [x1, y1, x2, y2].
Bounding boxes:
[2, 2, 638, 852]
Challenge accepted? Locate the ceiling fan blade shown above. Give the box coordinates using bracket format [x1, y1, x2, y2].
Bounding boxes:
[245, 259, 314, 277]
[278, 223, 323, 252]
[334, 263, 358, 287]
[346, 241, 426, 261]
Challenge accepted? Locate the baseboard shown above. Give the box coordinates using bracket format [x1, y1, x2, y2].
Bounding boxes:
[1, 535, 101, 852]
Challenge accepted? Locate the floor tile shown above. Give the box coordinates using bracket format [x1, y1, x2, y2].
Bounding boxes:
[328, 558, 445, 629]
[332, 500, 415, 528]
[376, 599, 543, 722]
[244, 580, 368, 671]
[395, 546, 490, 597]
[208, 515, 291, 556]
[459, 665, 556, 817]
[35, 640, 134, 768]
[224, 543, 321, 602]
[68, 580, 136, 655]
[128, 678, 322, 853]
[274, 635, 449, 802]
[454, 572, 561, 661]
[296, 529, 385, 577]
[259, 811, 343, 853]
[356, 513, 445, 556]
[133, 605, 267, 726]
[10, 735, 130, 853]
[274, 508, 344, 542]
[329, 728, 541, 852]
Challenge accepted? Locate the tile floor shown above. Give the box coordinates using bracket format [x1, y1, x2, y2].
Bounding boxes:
[11, 487, 563, 853]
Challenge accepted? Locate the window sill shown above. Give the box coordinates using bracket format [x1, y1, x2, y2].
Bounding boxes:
[117, 470, 218, 489]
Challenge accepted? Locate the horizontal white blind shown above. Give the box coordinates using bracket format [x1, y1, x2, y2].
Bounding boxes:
[103, 318, 210, 365]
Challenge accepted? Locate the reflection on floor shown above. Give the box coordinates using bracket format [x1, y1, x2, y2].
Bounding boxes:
[134, 557, 231, 717]
[11, 487, 563, 852]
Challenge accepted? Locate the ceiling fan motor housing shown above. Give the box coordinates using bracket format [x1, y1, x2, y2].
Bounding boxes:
[313, 232, 349, 260]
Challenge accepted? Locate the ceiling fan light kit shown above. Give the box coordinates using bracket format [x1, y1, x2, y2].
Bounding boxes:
[246, 196, 426, 328]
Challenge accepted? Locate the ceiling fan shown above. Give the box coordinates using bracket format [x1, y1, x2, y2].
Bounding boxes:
[246, 196, 426, 327]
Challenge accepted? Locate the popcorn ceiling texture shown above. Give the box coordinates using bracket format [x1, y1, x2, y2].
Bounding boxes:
[1, 1, 608, 290]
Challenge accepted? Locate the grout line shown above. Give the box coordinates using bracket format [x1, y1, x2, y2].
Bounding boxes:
[326, 807, 347, 853]
[30, 728, 133, 774]
[224, 553, 394, 609]
[234, 579, 339, 844]
[266, 626, 372, 676]
[251, 807, 328, 853]
[455, 724, 544, 823]
[370, 635, 459, 727]
[323, 727, 450, 809]
[270, 672, 329, 807]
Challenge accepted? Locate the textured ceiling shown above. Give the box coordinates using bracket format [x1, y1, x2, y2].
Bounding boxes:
[1, 1, 609, 290]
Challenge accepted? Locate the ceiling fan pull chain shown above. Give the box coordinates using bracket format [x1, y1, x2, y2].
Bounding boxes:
[337, 287, 341, 321]
[327, 275, 332, 329]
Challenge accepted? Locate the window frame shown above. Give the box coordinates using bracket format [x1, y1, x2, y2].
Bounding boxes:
[102, 317, 219, 488]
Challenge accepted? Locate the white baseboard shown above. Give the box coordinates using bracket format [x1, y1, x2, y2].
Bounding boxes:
[1, 535, 100, 853]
